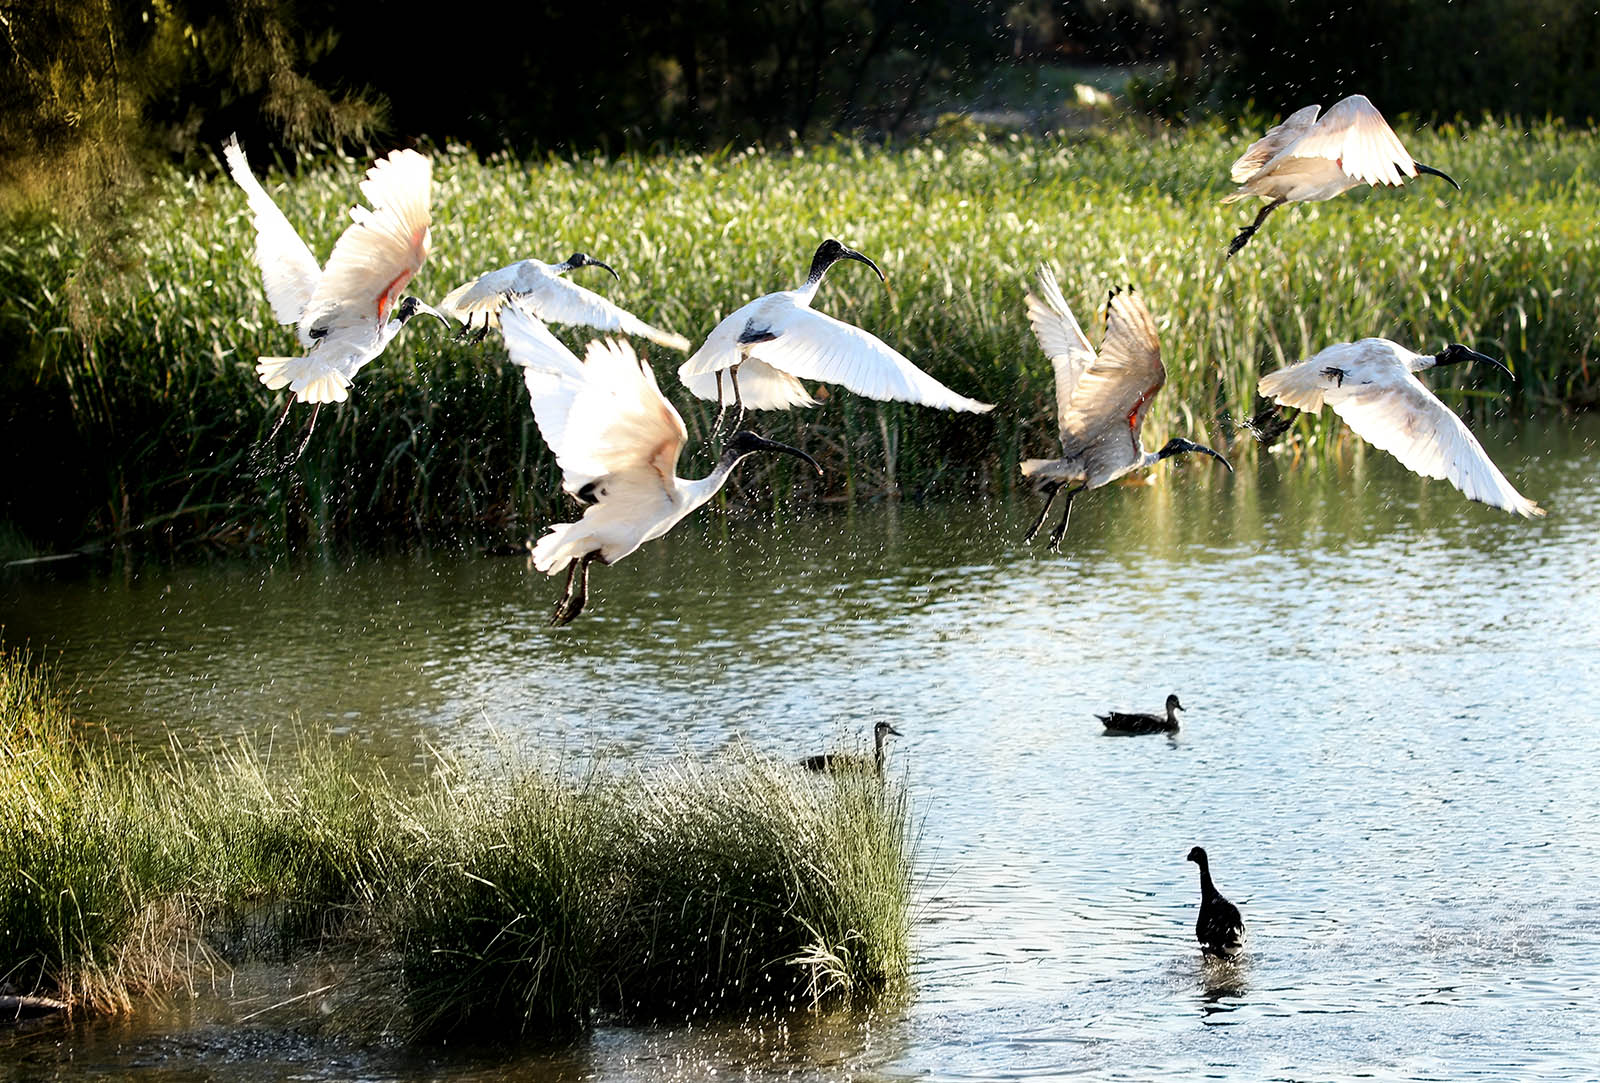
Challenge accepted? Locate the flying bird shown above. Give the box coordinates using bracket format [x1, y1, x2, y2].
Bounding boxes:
[678, 239, 992, 432]
[223, 136, 445, 415]
[1020, 266, 1232, 551]
[438, 254, 690, 351]
[1257, 339, 1544, 518]
[501, 304, 821, 625]
[1186, 847, 1246, 959]
[801, 721, 903, 776]
[1224, 94, 1459, 256]
[1099, 694, 1183, 735]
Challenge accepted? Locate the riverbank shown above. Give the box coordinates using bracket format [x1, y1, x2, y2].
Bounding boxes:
[3, 122, 1596, 555]
[0, 648, 912, 1031]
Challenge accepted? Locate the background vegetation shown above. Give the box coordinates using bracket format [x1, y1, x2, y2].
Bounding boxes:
[1, 121, 1595, 554]
[0, 647, 912, 1027]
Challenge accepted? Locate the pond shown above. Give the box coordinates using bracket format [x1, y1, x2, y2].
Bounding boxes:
[3, 417, 1598, 1080]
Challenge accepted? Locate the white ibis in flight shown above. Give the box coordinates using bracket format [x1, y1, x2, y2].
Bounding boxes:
[1224, 94, 1459, 256]
[223, 136, 445, 426]
[438, 254, 690, 351]
[1020, 265, 1232, 551]
[1257, 339, 1545, 518]
[677, 239, 992, 432]
[500, 303, 821, 625]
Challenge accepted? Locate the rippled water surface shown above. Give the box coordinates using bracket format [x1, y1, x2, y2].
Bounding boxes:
[4, 419, 1598, 1081]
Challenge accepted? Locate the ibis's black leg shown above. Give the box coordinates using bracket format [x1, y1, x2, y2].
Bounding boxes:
[291, 403, 320, 462]
[1047, 485, 1085, 553]
[710, 370, 729, 445]
[549, 552, 599, 627]
[1227, 198, 1284, 258]
[1024, 482, 1062, 543]
[469, 319, 490, 346]
[730, 363, 745, 432]
[265, 396, 295, 443]
[1320, 366, 1347, 387]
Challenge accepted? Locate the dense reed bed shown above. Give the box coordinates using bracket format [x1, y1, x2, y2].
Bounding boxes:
[3, 121, 1596, 551]
[0, 648, 912, 1030]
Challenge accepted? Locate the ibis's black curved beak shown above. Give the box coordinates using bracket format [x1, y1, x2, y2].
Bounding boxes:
[1463, 347, 1514, 381]
[841, 245, 887, 284]
[733, 430, 823, 475]
[1413, 162, 1461, 191]
[1194, 443, 1234, 473]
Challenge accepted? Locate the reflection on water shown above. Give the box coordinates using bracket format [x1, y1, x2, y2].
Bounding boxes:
[3, 419, 1598, 1080]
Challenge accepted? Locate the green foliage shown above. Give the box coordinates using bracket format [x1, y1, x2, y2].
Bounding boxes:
[0, 648, 913, 1029]
[2, 123, 1597, 552]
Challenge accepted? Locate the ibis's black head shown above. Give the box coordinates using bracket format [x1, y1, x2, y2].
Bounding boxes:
[1167, 694, 1184, 713]
[395, 296, 448, 326]
[723, 429, 823, 474]
[875, 721, 903, 740]
[1157, 437, 1234, 473]
[806, 238, 886, 288]
[1434, 343, 1514, 381]
[564, 252, 620, 281]
[1187, 846, 1208, 866]
[1412, 162, 1461, 191]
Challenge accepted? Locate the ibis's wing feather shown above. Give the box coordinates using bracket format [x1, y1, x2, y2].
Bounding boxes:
[222, 135, 322, 325]
[521, 275, 691, 352]
[300, 148, 433, 340]
[749, 307, 992, 413]
[1328, 371, 1545, 518]
[1285, 94, 1414, 187]
[1229, 104, 1322, 182]
[501, 304, 686, 491]
[678, 357, 819, 409]
[1058, 290, 1165, 449]
[437, 263, 528, 324]
[1024, 264, 1096, 438]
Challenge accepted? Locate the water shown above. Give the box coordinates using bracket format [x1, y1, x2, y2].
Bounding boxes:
[4, 419, 1598, 1081]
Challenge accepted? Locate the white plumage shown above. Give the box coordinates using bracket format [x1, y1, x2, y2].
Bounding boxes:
[439, 255, 690, 352]
[1223, 95, 1458, 255]
[224, 136, 441, 404]
[1019, 266, 1232, 549]
[1258, 339, 1544, 518]
[677, 239, 992, 415]
[502, 304, 820, 624]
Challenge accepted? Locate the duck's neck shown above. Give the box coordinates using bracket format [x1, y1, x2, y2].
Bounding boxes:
[1166, 702, 1179, 726]
[873, 729, 889, 773]
[1196, 859, 1219, 900]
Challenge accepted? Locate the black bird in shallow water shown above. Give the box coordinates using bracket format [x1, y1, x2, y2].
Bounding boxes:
[1099, 694, 1183, 735]
[802, 721, 902, 775]
[1187, 846, 1246, 958]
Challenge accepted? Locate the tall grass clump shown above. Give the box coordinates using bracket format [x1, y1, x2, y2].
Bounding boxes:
[6, 121, 1597, 552]
[0, 650, 913, 1031]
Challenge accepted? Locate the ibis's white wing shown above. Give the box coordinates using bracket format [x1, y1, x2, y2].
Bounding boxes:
[678, 358, 818, 410]
[501, 304, 687, 492]
[520, 274, 691, 352]
[437, 262, 530, 323]
[299, 148, 433, 343]
[748, 306, 992, 413]
[1323, 366, 1544, 518]
[1230, 104, 1322, 183]
[222, 135, 322, 326]
[1279, 94, 1415, 187]
[1058, 289, 1165, 453]
[1024, 264, 1096, 446]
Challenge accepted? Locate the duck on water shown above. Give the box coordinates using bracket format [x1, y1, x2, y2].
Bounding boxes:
[1099, 694, 1183, 735]
[1187, 846, 1246, 959]
[802, 721, 902, 775]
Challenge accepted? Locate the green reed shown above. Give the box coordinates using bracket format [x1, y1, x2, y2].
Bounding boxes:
[0, 648, 912, 1030]
[3, 121, 1596, 551]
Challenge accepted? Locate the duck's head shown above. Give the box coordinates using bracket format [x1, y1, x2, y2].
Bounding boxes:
[1167, 694, 1184, 713]
[1186, 846, 1208, 865]
[874, 720, 903, 741]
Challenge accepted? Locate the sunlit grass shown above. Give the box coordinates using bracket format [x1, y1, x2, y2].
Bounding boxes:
[0, 648, 912, 1031]
[3, 121, 1596, 550]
